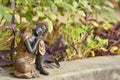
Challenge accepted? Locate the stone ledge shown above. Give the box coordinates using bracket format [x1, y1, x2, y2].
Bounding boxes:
[1, 55, 120, 80]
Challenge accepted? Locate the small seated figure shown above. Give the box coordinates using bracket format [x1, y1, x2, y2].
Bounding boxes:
[14, 23, 49, 78]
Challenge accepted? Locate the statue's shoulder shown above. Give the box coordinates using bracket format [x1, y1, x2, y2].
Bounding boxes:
[22, 32, 31, 41]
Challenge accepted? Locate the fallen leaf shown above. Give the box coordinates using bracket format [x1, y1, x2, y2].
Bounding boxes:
[110, 46, 118, 53]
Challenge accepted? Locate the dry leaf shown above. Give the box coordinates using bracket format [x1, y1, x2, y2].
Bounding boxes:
[32, 16, 39, 21]
[15, 13, 20, 23]
[110, 46, 118, 53]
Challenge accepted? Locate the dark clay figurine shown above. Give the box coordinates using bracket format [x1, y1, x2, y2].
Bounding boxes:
[14, 23, 49, 78]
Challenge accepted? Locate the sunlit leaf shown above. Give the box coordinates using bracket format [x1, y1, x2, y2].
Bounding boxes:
[54, 0, 63, 3]
[72, 54, 81, 60]
[104, 1, 114, 8]
[115, 0, 120, 2]
[78, 10, 86, 17]
[117, 49, 120, 55]
[15, 13, 20, 23]
[79, 0, 92, 12]
[91, 21, 99, 27]
[51, 4, 58, 13]
[3, 13, 12, 22]
[58, 2, 75, 12]
[73, 1, 78, 8]
[96, 36, 108, 47]
[32, 16, 39, 21]
[91, 51, 95, 57]
[100, 47, 108, 52]
[110, 46, 118, 53]
[94, 5, 101, 10]
[46, 13, 57, 21]
[36, 11, 45, 17]
[101, 23, 113, 30]
[21, 17, 28, 23]
[0, 13, 2, 20]
[44, 18, 53, 33]
[87, 35, 96, 48]
[102, 6, 114, 13]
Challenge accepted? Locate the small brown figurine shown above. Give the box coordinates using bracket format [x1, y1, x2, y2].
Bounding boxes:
[14, 23, 49, 78]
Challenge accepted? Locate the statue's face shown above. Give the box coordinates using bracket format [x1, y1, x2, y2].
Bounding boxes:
[32, 23, 48, 36]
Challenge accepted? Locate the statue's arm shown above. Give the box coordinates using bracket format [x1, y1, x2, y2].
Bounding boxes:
[24, 36, 43, 54]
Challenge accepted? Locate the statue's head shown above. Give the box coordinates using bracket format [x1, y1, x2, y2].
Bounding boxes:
[32, 22, 48, 36]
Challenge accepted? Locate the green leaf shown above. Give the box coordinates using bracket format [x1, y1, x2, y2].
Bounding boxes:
[54, 0, 63, 3]
[83, 26, 93, 31]
[101, 23, 113, 30]
[73, 1, 78, 8]
[79, 0, 92, 12]
[5, 8, 13, 14]
[41, 0, 53, 6]
[87, 35, 96, 48]
[91, 21, 99, 27]
[0, 13, 3, 20]
[94, 5, 101, 10]
[3, 13, 12, 22]
[21, 11, 32, 21]
[0, 5, 13, 22]
[91, 51, 95, 57]
[102, 6, 113, 13]
[36, 11, 45, 17]
[18, 0, 26, 4]
[58, 2, 75, 12]
[46, 13, 57, 21]
[104, 1, 114, 8]
[71, 28, 80, 38]
[95, 36, 108, 47]
[104, 14, 119, 22]
[78, 10, 86, 17]
[51, 4, 58, 13]
[115, 0, 120, 2]
[44, 18, 53, 33]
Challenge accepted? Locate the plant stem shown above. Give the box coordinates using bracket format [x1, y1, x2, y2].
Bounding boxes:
[86, 13, 89, 26]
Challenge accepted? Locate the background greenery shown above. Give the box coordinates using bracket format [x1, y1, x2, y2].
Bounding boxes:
[0, 0, 120, 60]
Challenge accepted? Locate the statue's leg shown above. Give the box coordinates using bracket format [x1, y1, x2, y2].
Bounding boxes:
[15, 58, 32, 73]
[14, 58, 40, 78]
[35, 53, 49, 75]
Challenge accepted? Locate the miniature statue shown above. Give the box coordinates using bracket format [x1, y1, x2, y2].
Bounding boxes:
[14, 23, 49, 78]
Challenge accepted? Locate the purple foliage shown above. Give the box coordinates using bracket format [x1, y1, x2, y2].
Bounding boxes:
[10, 37, 15, 60]
[42, 35, 67, 68]
[0, 23, 16, 66]
[0, 24, 15, 30]
[0, 1, 16, 66]
[0, 23, 67, 67]
[108, 22, 120, 46]
[0, 23, 15, 35]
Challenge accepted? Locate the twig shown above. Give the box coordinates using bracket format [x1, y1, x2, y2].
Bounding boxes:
[10, 0, 16, 61]
[71, 45, 79, 54]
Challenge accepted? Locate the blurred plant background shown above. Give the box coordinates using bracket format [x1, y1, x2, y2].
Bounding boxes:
[0, 0, 120, 63]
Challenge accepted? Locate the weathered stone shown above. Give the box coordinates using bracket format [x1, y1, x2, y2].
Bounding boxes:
[0, 67, 4, 71]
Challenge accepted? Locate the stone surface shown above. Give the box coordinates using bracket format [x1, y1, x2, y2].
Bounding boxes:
[1, 55, 120, 80]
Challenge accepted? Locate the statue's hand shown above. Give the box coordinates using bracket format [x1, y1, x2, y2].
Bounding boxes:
[36, 36, 43, 41]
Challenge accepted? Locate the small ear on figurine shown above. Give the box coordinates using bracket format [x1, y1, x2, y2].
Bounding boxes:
[32, 25, 37, 31]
